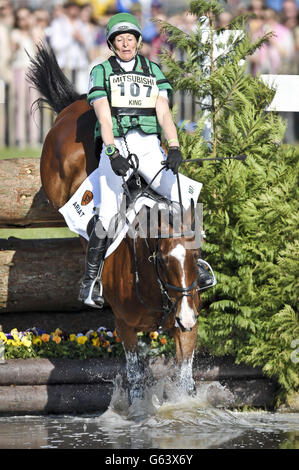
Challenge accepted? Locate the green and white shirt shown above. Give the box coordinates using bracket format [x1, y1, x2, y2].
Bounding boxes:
[87, 54, 173, 138]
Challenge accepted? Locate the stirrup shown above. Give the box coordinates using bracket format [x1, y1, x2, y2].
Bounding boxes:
[84, 278, 104, 309]
[80, 260, 105, 309]
[197, 259, 217, 291]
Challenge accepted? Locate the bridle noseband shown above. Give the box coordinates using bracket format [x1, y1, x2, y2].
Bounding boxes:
[133, 231, 199, 331]
[117, 142, 199, 331]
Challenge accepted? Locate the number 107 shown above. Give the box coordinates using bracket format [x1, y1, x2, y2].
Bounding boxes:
[118, 82, 152, 97]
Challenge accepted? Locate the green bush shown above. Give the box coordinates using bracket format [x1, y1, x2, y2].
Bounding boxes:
[159, 0, 299, 400]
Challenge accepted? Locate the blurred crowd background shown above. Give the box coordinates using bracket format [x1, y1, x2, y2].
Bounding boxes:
[0, 0, 298, 148]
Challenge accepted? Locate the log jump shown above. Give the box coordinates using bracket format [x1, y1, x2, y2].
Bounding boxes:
[0, 237, 85, 312]
[0, 158, 64, 228]
[0, 158, 87, 313]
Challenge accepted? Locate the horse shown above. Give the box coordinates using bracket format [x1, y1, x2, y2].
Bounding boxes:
[28, 46, 201, 400]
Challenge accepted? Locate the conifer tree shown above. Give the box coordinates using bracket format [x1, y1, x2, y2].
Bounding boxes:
[157, 0, 299, 402]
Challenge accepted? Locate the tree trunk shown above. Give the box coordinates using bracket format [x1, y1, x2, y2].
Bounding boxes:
[0, 158, 64, 227]
[0, 237, 85, 312]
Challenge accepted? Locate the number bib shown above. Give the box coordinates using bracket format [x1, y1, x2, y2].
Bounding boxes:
[110, 72, 159, 115]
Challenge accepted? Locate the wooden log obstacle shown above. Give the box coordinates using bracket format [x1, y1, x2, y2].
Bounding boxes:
[0, 158, 86, 313]
[0, 357, 278, 415]
[0, 158, 64, 228]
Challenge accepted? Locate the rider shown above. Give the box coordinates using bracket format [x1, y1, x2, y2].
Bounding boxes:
[79, 12, 215, 308]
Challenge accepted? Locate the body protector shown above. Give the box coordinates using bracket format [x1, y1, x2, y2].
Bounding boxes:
[87, 54, 173, 139]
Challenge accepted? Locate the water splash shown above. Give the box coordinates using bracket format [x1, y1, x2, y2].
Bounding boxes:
[94, 375, 299, 449]
[104, 372, 235, 424]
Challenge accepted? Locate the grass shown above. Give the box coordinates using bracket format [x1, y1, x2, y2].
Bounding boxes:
[0, 227, 78, 239]
[0, 146, 42, 159]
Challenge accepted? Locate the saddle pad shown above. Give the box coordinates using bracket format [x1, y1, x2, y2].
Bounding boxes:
[58, 168, 202, 259]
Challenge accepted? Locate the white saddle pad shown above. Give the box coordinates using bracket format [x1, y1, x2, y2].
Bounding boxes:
[58, 168, 202, 258]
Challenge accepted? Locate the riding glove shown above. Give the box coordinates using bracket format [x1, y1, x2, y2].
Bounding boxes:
[165, 146, 183, 174]
[109, 148, 130, 176]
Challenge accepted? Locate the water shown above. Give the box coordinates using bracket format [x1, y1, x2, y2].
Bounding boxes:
[0, 377, 298, 449]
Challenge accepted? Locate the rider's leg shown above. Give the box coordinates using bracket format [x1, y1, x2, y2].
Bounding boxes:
[79, 144, 131, 308]
[78, 215, 108, 308]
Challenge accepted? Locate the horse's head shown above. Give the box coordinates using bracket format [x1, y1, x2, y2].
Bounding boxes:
[154, 202, 201, 332]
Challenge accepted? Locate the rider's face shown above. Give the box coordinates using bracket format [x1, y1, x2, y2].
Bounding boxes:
[113, 33, 138, 61]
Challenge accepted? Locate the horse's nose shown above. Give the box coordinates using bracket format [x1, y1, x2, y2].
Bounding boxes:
[175, 317, 193, 332]
[175, 297, 197, 331]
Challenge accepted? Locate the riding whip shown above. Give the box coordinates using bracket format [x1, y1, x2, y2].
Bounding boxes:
[180, 154, 247, 164]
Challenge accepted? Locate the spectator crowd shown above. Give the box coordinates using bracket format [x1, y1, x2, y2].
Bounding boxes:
[0, 0, 298, 147]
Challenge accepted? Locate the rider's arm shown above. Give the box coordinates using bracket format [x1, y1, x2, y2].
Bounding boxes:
[92, 97, 114, 146]
[155, 95, 180, 147]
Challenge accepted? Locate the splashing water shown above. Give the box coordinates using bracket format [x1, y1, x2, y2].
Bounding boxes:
[0, 373, 298, 449]
[94, 375, 299, 449]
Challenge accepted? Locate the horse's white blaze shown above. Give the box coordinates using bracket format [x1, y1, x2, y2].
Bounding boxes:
[169, 244, 196, 330]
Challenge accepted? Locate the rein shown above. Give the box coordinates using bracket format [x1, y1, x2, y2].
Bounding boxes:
[118, 128, 198, 330]
[132, 234, 199, 331]
[124, 165, 198, 330]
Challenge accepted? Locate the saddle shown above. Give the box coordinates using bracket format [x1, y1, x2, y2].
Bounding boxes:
[122, 172, 168, 210]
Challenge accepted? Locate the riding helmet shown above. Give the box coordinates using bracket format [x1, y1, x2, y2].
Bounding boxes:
[106, 13, 142, 50]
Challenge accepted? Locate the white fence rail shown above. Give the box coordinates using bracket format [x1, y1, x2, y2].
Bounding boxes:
[0, 74, 298, 148]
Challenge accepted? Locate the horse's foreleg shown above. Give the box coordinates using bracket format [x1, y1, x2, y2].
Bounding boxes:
[115, 319, 144, 401]
[172, 321, 198, 395]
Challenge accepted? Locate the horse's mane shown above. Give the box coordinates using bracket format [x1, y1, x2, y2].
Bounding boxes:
[26, 43, 83, 114]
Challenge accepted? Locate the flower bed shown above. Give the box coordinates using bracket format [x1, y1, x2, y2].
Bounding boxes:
[0, 327, 175, 360]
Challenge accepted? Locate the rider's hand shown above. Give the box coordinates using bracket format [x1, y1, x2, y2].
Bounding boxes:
[165, 146, 183, 174]
[109, 148, 130, 177]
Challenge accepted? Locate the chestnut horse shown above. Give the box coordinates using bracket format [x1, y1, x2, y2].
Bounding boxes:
[28, 46, 201, 399]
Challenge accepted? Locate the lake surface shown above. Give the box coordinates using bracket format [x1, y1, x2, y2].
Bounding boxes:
[0, 379, 298, 450]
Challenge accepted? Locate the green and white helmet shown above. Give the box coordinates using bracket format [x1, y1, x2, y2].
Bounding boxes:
[106, 13, 142, 51]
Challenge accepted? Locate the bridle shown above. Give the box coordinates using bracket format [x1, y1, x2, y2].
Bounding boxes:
[117, 131, 199, 331]
[132, 228, 199, 332]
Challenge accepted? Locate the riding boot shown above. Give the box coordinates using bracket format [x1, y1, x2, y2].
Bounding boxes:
[78, 217, 108, 308]
[197, 258, 217, 290]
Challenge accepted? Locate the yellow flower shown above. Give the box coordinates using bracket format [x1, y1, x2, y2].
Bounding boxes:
[76, 335, 88, 345]
[0, 332, 7, 344]
[150, 331, 159, 340]
[55, 328, 62, 336]
[52, 335, 61, 344]
[21, 336, 32, 348]
[92, 337, 100, 348]
[32, 337, 42, 346]
[69, 334, 76, 341]
[41, 334, 50, 343]
[11, 328, 19, 342]
[7, 339, 18, 346]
